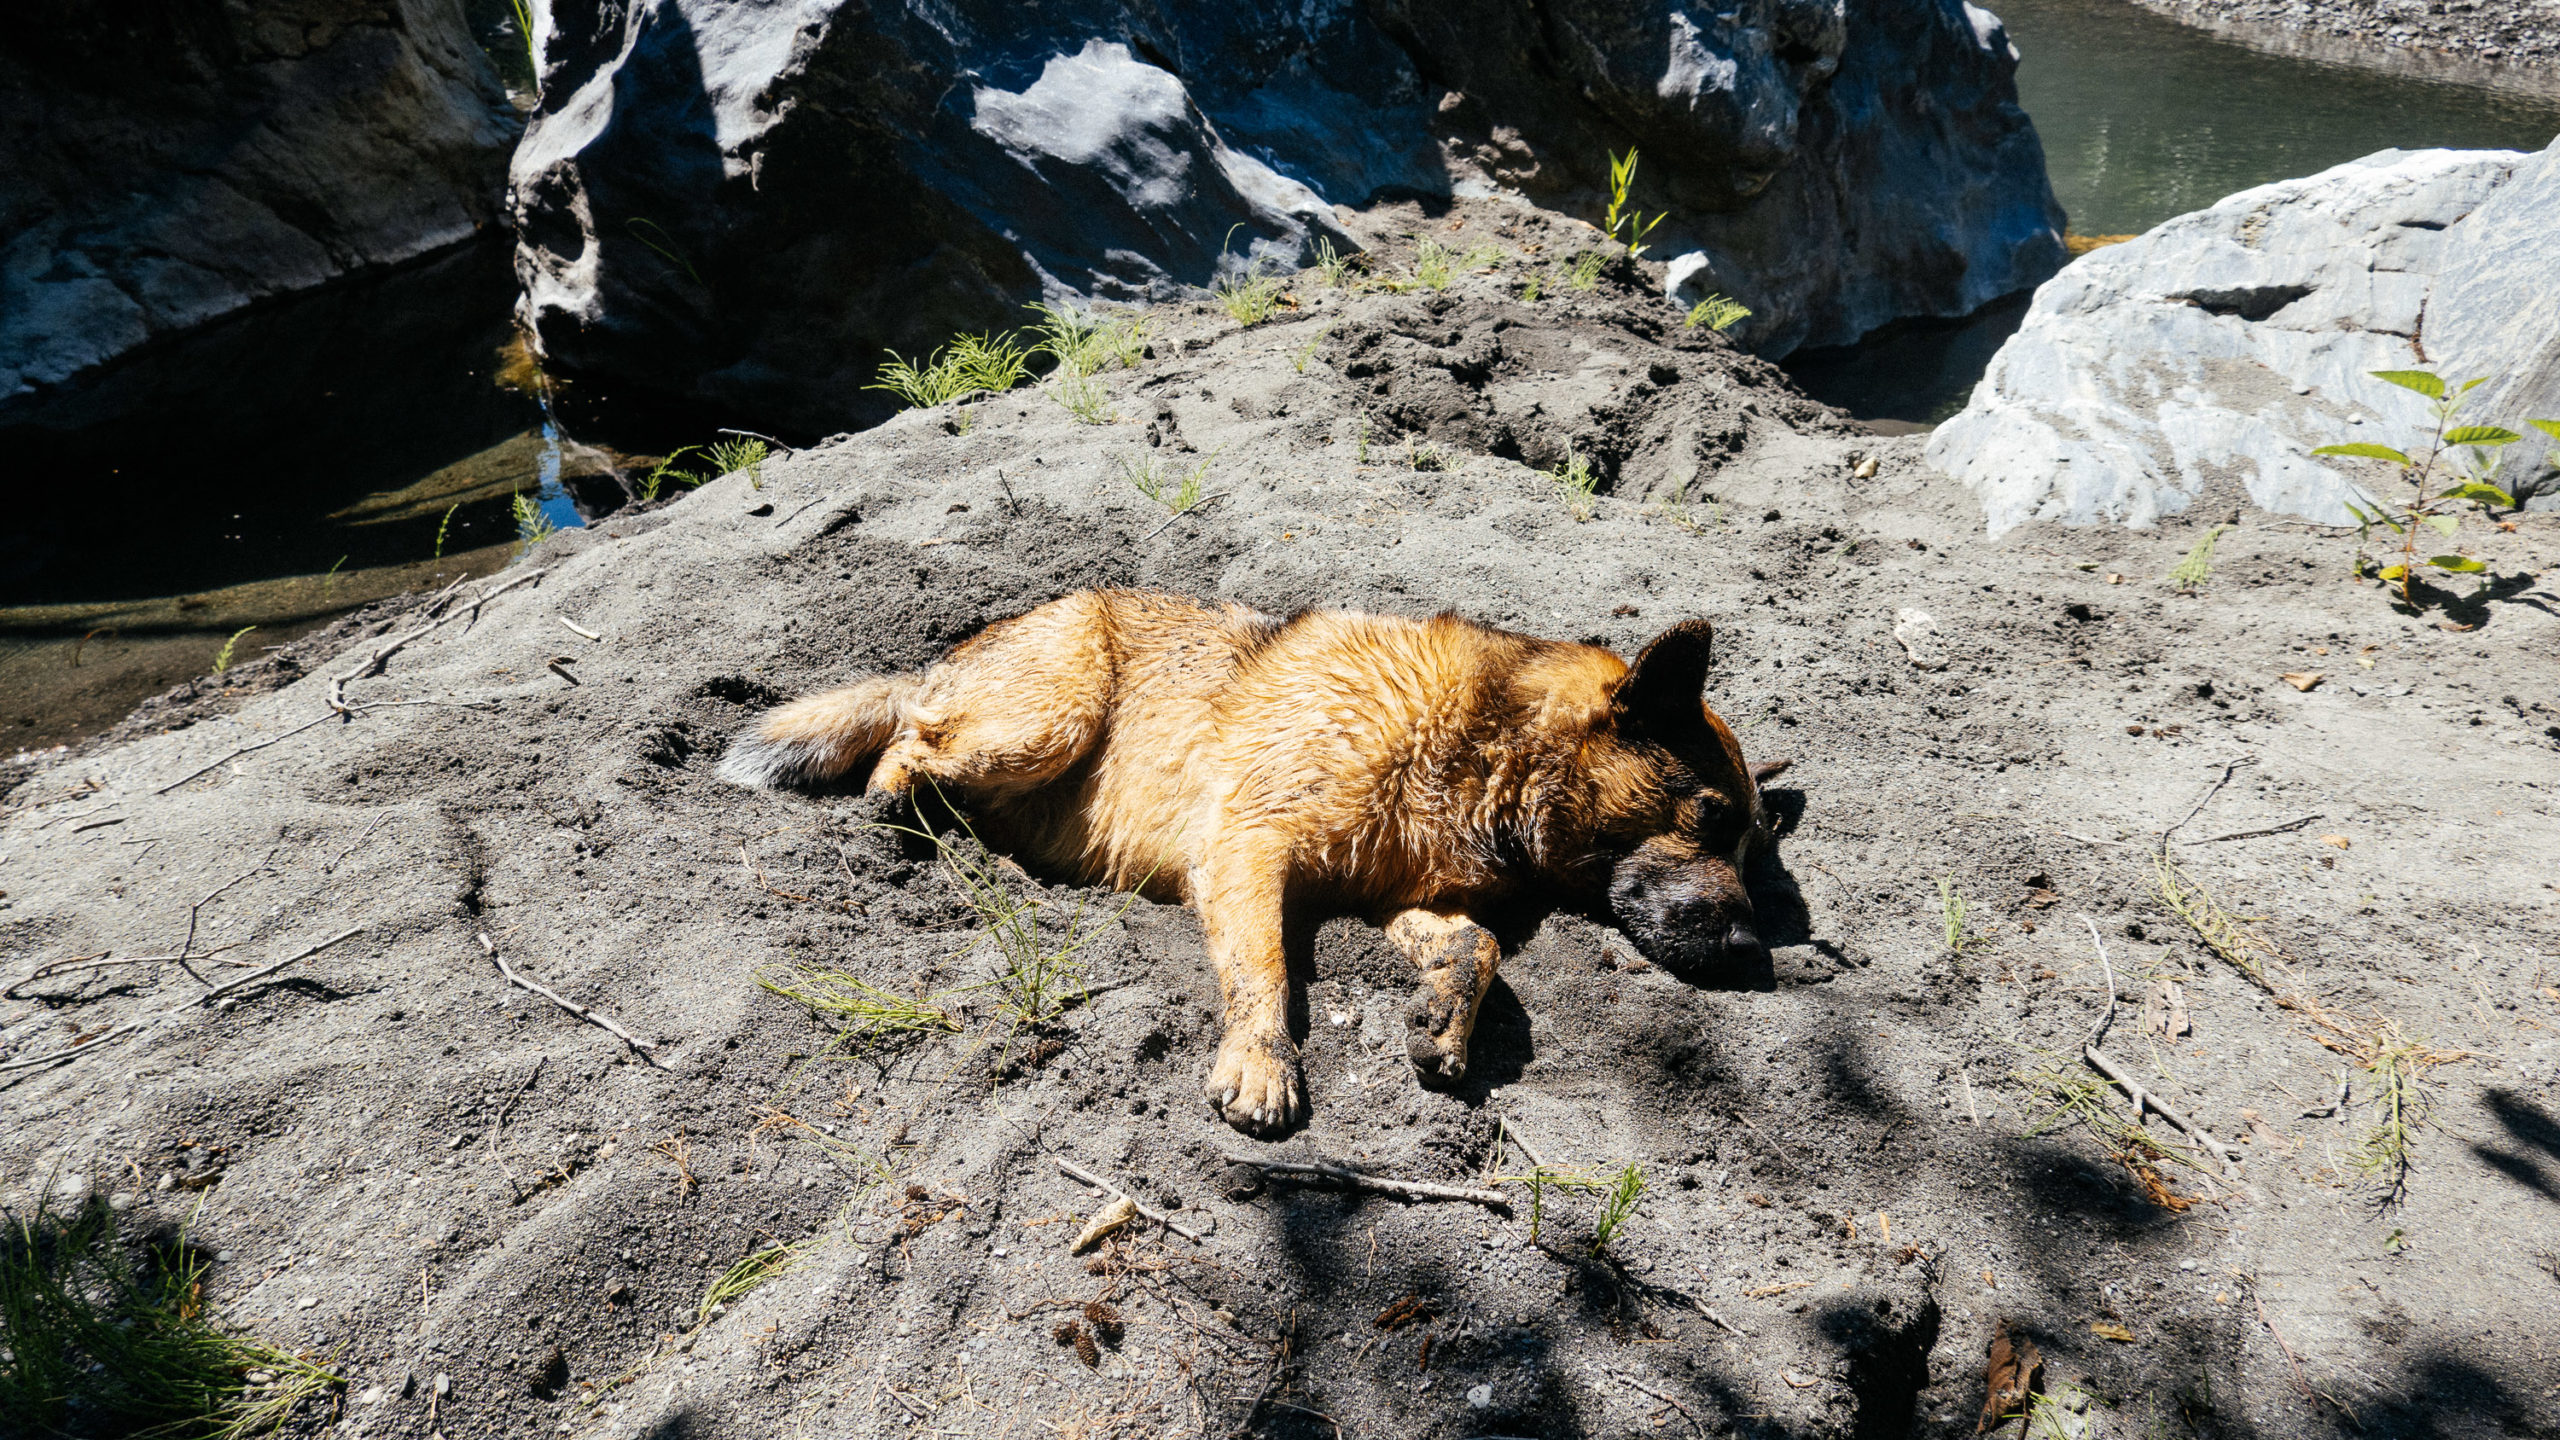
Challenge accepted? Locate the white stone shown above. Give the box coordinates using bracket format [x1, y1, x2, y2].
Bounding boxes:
[1928, 143, 2560, 534]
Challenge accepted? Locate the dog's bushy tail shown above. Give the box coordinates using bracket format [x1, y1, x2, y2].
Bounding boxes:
[718, 677, 918, 790]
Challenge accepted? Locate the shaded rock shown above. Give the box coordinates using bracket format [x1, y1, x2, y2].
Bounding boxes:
[509, 0, 2064, 434]
[0, 0, 519, 428]
[1927, 144, 2560, 534]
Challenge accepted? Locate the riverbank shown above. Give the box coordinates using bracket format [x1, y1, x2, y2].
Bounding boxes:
[2123, 0, 2560, 94]
[6, 223, 2556, 1440]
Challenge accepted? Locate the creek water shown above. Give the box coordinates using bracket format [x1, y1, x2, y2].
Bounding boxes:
[8, 1, 2560, 755]
[1783, 0, 2560, 424]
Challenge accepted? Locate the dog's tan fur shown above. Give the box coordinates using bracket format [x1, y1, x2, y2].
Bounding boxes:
[721, 588, 1783, 1135]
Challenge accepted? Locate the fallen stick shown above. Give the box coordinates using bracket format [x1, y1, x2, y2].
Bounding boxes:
[1219, 1154, 1509, 1210]
[1141, 492, 1229, 541]
[1730, 1110, 1805, 1175]
[1056, 1157, 1207, 1243]
[70, 815, 126, 833]
[1501, 1118, 1552, 1170]
[2081, 912, 2120, 1052]
[5, 946, 249, 999]
[0, 925, 366, 1074]
[555, 615, 602, 642]
[477, 932, 667, 1068]
[2083, 1045, 2243, 1167]
[1602, 1366, 1708, 1438]
[2189, 814, 2323, 844]
[329, 567, 548, 710]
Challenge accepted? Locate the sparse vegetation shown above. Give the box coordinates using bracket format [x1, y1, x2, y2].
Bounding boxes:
[1355, 417, 1372, 465]
[1052, 374, 1116, 425]
[0, 1194, 342, 1438]
[1293, 324, 1332, 375]
[1544, 443, 1599, 520]
[706, 436, 770, 490]
[505, 0, 540, 90]
[1408, 440, 1454, 473]
[210, 627, 256, 675]
[754, 965, 958, 1043]
[695, 1241, 807, 1327]
[2310, 369, 2555, 604]
[432, 502, 459, 559]
[1589, 1163, 1646, 1253]
[1311, 237, 1356, 289]
[1685, 293, 1751, 331]
[866, 346, 975, 409]
[1601, 149, 1665, 261]
[1499, 1164, 1610, 1247]
[1936, 877, 1974, 953]
[1026, 304, 1146, 379]
[2166, 523, 2228, 591]
[639, 445, 709, 502]
[951, 331, 1036, 393]
[1565, 250, 1606, 291]
[1119, 449, 1216, 515]
[1520, 270, 1545, 303]
[2345, 1021, 2457, 1208]
[2019, 1058, 2203, 1210]
[513, 491, 559, 551]
[1214, 270, 1286, 327]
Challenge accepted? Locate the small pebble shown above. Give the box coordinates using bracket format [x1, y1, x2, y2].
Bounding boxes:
[297, 1296, 318, 1310]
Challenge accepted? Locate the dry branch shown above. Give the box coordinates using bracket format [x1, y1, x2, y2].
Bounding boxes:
[1219, 1154, 1509, 1210]
[0, 925, 366, 1074]
[2084, 1045, 2243, 1167]
[1056, 1157, 1208, 1243]
[327, 566, 548, 711]
[476, 932, 667, 1068]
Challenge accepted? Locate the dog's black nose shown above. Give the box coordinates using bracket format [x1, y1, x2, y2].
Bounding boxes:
[1719, 921, 1760, 955]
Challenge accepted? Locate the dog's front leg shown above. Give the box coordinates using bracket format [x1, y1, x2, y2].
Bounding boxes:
[1195, 837, 1304, 1137]
[1385, 910, 1502, 1084]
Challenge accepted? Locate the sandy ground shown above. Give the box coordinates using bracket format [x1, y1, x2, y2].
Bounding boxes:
[5, 201, 2559, 1440]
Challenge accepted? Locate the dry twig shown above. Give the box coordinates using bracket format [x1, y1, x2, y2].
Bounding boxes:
[1602, 1365, 1708, 1437]
[1056, 1157, 1207, 1243]
[1219, 1154, 1509, 1210]
[0, 925, 366, 1074]
[2083, 1046, 2242, 1168]
[477, 932, 667, 1067]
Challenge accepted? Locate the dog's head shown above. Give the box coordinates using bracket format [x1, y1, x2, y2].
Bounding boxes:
[1597, 620, 1789, 973]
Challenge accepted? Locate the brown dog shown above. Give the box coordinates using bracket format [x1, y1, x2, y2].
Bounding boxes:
[720, 589, 1787, 1136]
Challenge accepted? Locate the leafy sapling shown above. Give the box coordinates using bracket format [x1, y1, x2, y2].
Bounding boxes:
[1602, 149, 1666, 261]
[2311, 369, 2556, 604]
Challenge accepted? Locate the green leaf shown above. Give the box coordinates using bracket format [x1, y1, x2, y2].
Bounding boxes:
[2442, 480, 2515, 506]
[2378, 564, 2409, 580]
[2459, 377, 2491, 394]
[2427, 555, 2487, 573]
[2528, 418, 2560, 442]
[2442, 425, 2520, 446]
[2312, 443, 2412, 464]
[2423, 514, 2460, 536]
[2369, 369, 2445, 398]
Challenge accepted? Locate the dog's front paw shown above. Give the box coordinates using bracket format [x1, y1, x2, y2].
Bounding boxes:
[1205, 1025, 1305, 1137]
[1392, 917, 1500, 1086]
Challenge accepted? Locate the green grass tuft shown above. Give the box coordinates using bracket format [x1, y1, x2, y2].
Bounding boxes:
[706, 437, 770, 490]
[210, 627, 256, 675]
[1544, 443, 1598, 520]
[1685, 294, 1752, 332]
[754, 965, 958, 1044]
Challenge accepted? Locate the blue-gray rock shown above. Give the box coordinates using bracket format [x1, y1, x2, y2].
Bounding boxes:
[0, 0, 518, 428]
[1927, 143, 2560, 534]
[510, 0, 2066, 434]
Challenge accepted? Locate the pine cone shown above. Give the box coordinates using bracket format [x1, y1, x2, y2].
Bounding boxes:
[1052, 1320, 1081, 1347]
[1073, 1327, 1100, 1367]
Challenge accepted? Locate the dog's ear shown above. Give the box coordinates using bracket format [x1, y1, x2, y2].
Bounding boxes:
[1614, 620, 1714, 732]
[1750, 758, 1792, 789]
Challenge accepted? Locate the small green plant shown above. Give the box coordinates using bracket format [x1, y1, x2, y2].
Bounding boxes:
[1565, 250, 1606, 291]
[1408, 440, 1454, 473]
[505, 0, 540, 89]
[1415, 239, 1456, 291]
[1936, 877, 1971, 953]
[1293, 324, 1332, 375]
[1026, 304, 1146, 379]
[1602, 149, 1666, 260]
[2311, 369, 2556, 605]
[1355, 417, 1372, 465]
[623, 217, 702, 285]
[1052, 374, 1116, 425]
[432, 502, 460, 559]
[951, 331, 1035, 394]
[513, 491, 559, 551]
[2019, 1057, 2205, 1209]
[1589, 1163, 1646, 1253]
[210, 626, 256, 675]
[1311, 237, 1357, 289]
[754, 965, 958, 1044]
[866, 347, 974, 409]
[1544, 443, 1598, 520]
[1520, 270, 1545, 303]
[2024, 1381, 2103, 1440]
[0, 1194, 342, 1438]
[639, 445, 709, 502]
[696, 1241, 807, 1327]
[1215, 270, 1286, 327]
[1119, 449, 1216, 515]
[1685, 293, 1751, 331]
[2167, 523, 2228, 591]
[1499, 1164, 1609, 1247]
[322, 554, 347, 591]
[706, 436, 771, 490]
[2347, 1024, 2440, 1208]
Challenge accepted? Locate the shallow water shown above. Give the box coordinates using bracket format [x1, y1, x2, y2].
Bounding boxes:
[1785, 0, 2560, 423]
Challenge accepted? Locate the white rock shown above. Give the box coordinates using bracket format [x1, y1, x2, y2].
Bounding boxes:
[1929, 144, 2560, 534]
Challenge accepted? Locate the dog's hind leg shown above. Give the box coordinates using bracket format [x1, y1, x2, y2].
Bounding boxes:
[869, 594, 1116, 804]
[1385, 910, 1502, 1084]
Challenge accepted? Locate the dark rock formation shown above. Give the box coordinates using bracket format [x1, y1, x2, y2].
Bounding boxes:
[510, 0, 2066, 435]
[0, 0, 518, 430]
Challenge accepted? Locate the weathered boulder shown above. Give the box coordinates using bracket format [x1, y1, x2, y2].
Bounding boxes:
[0, 0, 518, 429]
[1926, 143, 2560, 535]
[510, 0, 2065, 435]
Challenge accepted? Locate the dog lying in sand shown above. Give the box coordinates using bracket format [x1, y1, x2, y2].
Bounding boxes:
[721, 588, 1787, 1136]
